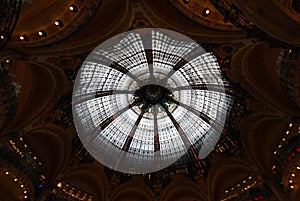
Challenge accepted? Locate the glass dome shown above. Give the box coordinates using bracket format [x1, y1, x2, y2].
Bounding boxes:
[72, 28, 234, 174]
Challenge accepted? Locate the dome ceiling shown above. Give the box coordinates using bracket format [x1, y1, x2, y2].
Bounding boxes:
[1, 0, 300, 201]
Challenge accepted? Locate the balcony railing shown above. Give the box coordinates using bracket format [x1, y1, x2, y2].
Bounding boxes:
[272, 122, 300, 177]
[45, 182, 93, 201]
[0, 136, 45, 199]
[222, 176, 274, 201]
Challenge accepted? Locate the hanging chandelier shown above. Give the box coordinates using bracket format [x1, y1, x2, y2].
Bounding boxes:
[72, 28, 234, 174]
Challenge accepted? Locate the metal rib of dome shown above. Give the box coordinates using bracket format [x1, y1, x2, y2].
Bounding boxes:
[72, 28, 234, 174]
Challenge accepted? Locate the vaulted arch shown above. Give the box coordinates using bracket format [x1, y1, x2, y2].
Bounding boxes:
[239, 113, 288, 175]
[111, 189, 152, 201]
[161, 175, 207, 201]
[111, 176, 153, 201]
[208, 157, 255, 201]
[232, 0, 300, 46]
[61, 164, 108, 201]
[5, 61, 66, 133]
[232, 42, 300, 116]
[23, 128, 68, 183]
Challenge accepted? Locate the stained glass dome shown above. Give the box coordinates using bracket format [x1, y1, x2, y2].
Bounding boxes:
[72, 28, 234, 174]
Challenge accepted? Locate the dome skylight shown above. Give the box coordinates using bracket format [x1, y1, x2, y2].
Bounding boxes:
[72, 28, 234, 174]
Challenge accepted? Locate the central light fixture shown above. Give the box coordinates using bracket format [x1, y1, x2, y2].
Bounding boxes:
[72, 28, 234, 174]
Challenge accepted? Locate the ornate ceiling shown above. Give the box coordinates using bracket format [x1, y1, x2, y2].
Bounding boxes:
[0, 0, 300, 201]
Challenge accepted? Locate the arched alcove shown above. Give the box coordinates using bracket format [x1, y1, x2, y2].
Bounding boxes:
[5, 61, 66, 132]
[23, 127, 69, 183]
[161, 176, 207, 201]
[232, 0, 300, 46]
[240, 43, 300, 115]
[239, 114, 288, 174]
[62, 165, 108, 201]
[111, 189, 152, 201]
[110, 176, 153, 201]
[208, 157, 255, 201]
